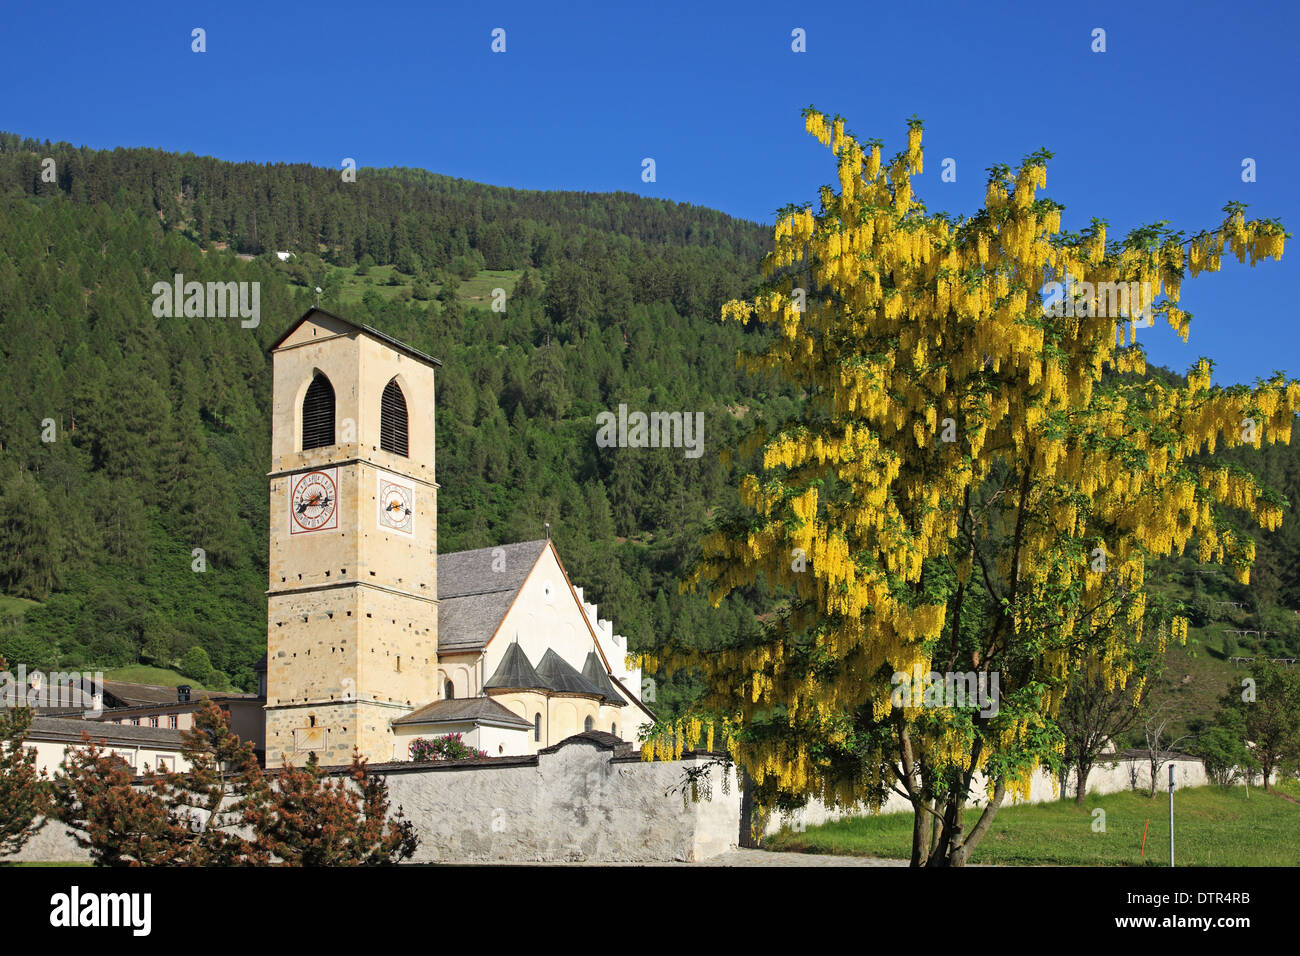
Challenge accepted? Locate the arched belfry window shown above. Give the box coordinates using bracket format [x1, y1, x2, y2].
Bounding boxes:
[380, 378, 409, 456]
[301, 373, 335, 450]
[584, 715, 594, 732]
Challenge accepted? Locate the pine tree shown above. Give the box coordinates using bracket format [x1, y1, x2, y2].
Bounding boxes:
[246, 753, 418, 865]
[0, 655, 46, 855]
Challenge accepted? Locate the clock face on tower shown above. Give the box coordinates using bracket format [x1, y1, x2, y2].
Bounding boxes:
[289, 468, 339, 534]
[377, 473, 414, 536]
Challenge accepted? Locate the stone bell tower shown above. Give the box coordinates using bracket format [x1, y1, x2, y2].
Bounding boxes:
[264, 307, 440, 767]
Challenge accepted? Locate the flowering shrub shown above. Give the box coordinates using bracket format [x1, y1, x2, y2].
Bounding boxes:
[409, 733, 489, 762]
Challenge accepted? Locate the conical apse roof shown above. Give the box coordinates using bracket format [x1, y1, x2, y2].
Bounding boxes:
[484, 641, 546, 691]
[536, 649, 604, 697]
[581, 652, 627, 706]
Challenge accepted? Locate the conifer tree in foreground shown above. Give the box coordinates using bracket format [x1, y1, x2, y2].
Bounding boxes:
[53, 700, 417, 865]
[643, 109, 1297, 866]
[0, 655, 46, 856]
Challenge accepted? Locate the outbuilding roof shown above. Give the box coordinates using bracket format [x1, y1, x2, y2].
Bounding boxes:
[391, 696, 532, 730]
[26, 715, 186, 748]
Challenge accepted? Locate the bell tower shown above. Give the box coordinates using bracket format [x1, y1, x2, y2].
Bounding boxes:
[264, 308, 439, 767]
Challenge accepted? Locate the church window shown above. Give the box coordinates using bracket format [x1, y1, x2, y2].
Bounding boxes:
[301, 373, 336, 450]
[611, 723, 617, 735]
[584, 716, 594, 732]
[380, 378, 409, 456]
[534, 714, 541, 742]
[444, 680, 454, 700]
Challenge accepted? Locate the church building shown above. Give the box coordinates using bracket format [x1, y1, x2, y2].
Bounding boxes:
[264, 308, 652, 768]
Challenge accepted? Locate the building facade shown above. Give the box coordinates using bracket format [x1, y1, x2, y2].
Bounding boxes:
[265, 309, 652, 768]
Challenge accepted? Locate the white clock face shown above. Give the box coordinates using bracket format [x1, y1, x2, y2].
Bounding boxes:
[290, 468, 339, 534]
[378, 474, 414, 536]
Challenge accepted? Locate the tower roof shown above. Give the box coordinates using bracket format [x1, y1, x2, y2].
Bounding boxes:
[581, 652, 628, 706]
[484, 641, 546, 691]
[535, 649, 605, 698]
[270, 307, 443, 367]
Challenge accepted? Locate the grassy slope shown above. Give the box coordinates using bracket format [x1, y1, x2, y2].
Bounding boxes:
[100, 665, 221, 692]
[330, 263, 523, 308]
[0, 595, 39, 619]
[765, 780, 1300, 866]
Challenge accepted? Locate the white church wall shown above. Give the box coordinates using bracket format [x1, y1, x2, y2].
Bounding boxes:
[485, 546, 597, 684]
[477, 724, 529, 758]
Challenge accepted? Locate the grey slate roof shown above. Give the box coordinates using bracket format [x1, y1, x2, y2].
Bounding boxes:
[581, 652, 627, 706]
[391, 696, 532, 729]
[26, 715, 186, 748]
[484, 642, 546, 691]
[101, 681, 189, 707]
[436, 540, 549, 651]
[535, 649, 604, 698]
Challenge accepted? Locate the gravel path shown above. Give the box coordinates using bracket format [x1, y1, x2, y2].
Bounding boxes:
[472, 848, 908, 866]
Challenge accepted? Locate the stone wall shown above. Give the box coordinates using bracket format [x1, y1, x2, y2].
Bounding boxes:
[762, 753, 1221, 836]
[384, 734, 739, 863]
[2, 817, 84, 864]
[10, 742, 1242, 865]
[1, 733, 741, 865]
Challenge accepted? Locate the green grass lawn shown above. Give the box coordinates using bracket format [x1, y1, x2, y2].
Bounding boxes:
[1, 861, 92, 867]
[100, 665, 217, 691]
[0, 594, 40, 619]
[457, 269, 522, 305]
[327, 264, 521, 309]
[765, 780, 1300, 866]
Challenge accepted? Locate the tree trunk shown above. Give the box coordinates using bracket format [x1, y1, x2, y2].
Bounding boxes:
[948, 780, 1006, 867]
[925, 794, 962, 866]
[909, 800, 928, 867]
[1075, 760, 1092, 804]
[737, 770, 759, 848]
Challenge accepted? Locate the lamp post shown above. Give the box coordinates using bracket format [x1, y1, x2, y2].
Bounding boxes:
[1168, 763, 1175, 867]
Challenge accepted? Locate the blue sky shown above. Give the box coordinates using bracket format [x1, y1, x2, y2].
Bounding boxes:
[3, 0, 1295, 385]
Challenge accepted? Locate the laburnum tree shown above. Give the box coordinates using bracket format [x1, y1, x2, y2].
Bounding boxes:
[0, 655, 46, 856]
[641, 108, 1297, 866]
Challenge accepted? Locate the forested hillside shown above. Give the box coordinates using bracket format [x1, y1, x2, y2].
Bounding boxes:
[0, 132, 1296, 724]
[0, 132, 786, 703]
